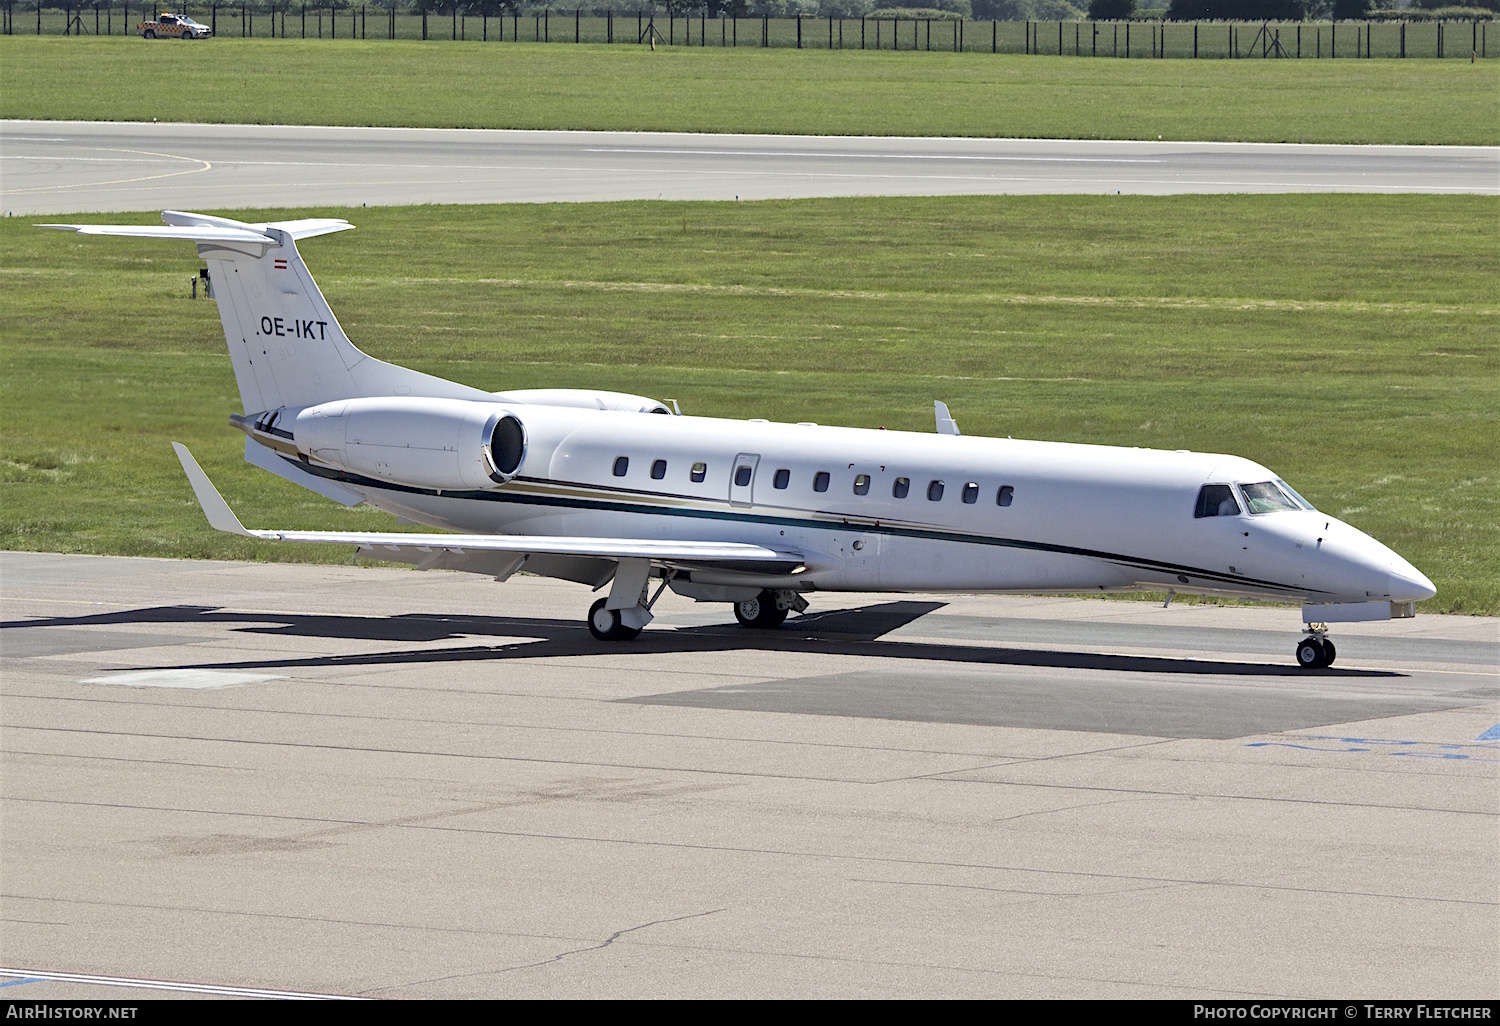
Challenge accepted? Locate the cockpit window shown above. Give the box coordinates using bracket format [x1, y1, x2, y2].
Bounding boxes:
[1194, 484, 1240, 518]
[1276, 479, 1316, 511]
[1241, 481, 1299, 514]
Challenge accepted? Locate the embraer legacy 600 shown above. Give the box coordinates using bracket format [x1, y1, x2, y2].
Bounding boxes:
[47, 212, 1436, 668]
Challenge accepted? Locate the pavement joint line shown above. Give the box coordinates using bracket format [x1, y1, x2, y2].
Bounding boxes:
[0, 693, 1044, 760]
[443, 929, 1301, 1001]
[0, 895, 1286, 1000]
[400, 822, 1500, 907]
[6, 727, 1497, 814]
[909, 772, 1500, 816]
[13, 787, 1483, 907]
[3, 748, 259, 771]
[2, 892, 604, 945]
[0, 967, 364, 1000]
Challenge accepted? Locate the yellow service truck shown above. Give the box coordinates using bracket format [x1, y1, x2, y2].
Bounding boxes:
[137, 12, 212, 37]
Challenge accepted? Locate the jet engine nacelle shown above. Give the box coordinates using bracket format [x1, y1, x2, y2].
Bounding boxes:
[292, 397, 527, 490]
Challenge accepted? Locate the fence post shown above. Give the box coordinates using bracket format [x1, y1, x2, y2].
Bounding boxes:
[796, 13, 800, 48]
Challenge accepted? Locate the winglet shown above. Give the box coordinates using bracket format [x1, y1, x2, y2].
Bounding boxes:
[172, 443, 253, 537]
[934, 401, 961, 436]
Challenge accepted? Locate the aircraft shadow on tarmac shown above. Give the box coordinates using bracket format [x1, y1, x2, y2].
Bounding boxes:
[3, 600, 1400, 679]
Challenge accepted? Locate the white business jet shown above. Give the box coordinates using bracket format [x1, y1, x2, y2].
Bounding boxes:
[45, 211, 1437, 668]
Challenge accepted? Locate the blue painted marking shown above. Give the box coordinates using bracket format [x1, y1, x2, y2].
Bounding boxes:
[1246, 742, 1371, 753]
[0, 977, 45, 989]
[1249, 733, 1500, 760]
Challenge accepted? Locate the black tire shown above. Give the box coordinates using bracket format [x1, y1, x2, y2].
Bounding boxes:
[143, 29, 155, 37]
[1296, 638, 1325, 670]
[1320, 639, 1336, 667]
[734, 590, 789, 629]
[588, 597, 640, 641]
[588, 598, 620, 641]
[1296, 636, 1320, 669]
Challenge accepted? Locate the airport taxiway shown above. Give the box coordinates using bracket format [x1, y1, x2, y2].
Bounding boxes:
[1, 551, 1496, 998]
[3, 120, 1497, 216]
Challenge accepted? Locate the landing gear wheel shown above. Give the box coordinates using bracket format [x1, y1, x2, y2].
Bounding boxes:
[588, 597, 640, 641]
[1320, 639, 1336, 667]
[734, 590, 789, 629]
[1296, 637, 1329, 669]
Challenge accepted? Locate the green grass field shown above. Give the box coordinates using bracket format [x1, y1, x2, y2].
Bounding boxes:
[2, 37, 1497, 144]
[3, 195, 1496, 612]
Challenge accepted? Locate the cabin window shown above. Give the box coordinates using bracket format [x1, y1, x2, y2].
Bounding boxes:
[813, 472, 830, 493]
[927, 480, 945, 501]
[996, 485, 1014, 507]
[853, 474, 871, 496]
[962, 482, 979, 504]
[1240, 481, 1299, 515]
[690, 462, 707, 483]
[650, 459, 667, 480]
[1194, 484, 1240, 518]
[612, 456, 629, 477]
[735, 465, 753, 487]
[773, 468, 790, 489]
[893, 477, 910, 499]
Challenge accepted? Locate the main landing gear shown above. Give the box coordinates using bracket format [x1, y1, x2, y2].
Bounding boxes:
[1296, 624, 1337, 669]
[586, 568, 808, 642]
[734, 589, 808, 630]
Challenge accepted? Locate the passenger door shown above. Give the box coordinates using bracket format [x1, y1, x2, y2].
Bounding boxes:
[729, 453, 759, 507]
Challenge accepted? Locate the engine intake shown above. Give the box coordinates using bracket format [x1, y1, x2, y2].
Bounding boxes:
[484, 414, 526, 483]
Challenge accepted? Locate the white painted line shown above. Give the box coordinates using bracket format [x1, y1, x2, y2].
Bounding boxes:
[80, 670, 285, 689]
[0, 967, 365, 1000]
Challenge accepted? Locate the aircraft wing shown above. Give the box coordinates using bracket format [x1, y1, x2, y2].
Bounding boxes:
[173, 443, 805, 575]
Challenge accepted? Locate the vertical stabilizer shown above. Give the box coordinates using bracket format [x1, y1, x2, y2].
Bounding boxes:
[42, 212, 492, 414]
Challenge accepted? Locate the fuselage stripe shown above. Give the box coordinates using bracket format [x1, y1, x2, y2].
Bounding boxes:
[286, 456, 1318, 595]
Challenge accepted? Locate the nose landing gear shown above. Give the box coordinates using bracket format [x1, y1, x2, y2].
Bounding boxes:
[1296, 624, 1337, 669]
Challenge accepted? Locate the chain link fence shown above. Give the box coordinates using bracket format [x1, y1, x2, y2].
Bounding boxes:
[2, 3, 1489, 57]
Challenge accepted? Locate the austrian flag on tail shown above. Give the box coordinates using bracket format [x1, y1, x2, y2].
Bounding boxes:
[273, 258, 288, 270]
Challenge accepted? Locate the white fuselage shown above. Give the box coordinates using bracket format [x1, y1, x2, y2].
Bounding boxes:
[282, 399, 1434, 605]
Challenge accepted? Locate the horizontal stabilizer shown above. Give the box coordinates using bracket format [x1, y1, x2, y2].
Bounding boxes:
[162, 210, 354, 240]
[40, 223, 274, 244]
[174, 443, 804, 572]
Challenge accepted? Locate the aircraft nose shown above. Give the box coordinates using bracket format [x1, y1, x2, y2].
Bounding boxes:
[1389, 559, 1437, 603]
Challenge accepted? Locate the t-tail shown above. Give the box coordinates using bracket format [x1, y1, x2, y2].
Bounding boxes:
[42, 211, 491, 414]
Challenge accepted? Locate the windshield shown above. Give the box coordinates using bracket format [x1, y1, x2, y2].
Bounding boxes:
[1275, 479, 1316, 511]
[1240, 481, 1300, 514]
